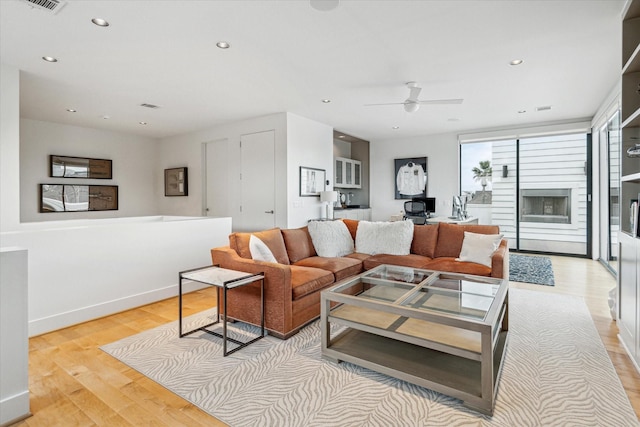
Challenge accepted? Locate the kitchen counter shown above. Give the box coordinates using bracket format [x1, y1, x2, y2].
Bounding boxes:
[334, 205, 370, 211]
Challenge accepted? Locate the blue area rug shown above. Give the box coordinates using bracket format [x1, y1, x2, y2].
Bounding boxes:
[509, 254, 555, 286]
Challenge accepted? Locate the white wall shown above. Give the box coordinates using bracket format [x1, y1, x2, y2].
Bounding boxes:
[159, 112, 334, 229]
[20, 119, 160, 222]
[287, 113, 334, 227]
[370, 132, 459, 221]
[0, 63, 20, 232]
[1, 216, 231, 336]
[159, 113, 289, 227]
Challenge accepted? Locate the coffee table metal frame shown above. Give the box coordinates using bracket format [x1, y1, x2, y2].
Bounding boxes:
[179, 264, 265, 356]
[320, 264, 509, 415]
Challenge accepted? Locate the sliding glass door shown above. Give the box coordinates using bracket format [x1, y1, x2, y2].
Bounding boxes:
[599, 111, 620, 272]
[461, 133, 591, 256]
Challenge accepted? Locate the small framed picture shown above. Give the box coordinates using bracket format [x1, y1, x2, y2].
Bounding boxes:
[165, 167, 188, 197]
[300, 166, 326, 197]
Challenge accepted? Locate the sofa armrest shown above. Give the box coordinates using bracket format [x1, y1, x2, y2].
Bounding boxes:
[210, 246, 293, 332]
[490, 239, 509, 279]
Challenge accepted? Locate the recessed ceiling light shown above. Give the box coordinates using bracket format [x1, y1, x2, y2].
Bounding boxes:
[392, 126, 400, 130]
[338, 135, 345, 138]
[518, 110, 527, 114]
[536, 105, 552, 111]
[91, 18, 109, 27]
[216, 41, 230, 49]
[321, 99, 331, 103]
[139, 121, 147, 125]
[510, 59, 523, 66]
[66, 108, 76, 113]
[42, 56, 58, 62]
[102, 115, 110, 120]
[447, 118, 460, 122]
[310, 0, 340, 12]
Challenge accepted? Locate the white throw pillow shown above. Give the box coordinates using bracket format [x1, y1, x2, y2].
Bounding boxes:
[355, 220, 414, 255]
[307, 220, 354, 257]
[456, 231, 503, 268]
[249, 235, 278, 263]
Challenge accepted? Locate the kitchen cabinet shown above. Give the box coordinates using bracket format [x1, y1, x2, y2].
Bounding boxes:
[334, 208, 371, 221]
[335, 157, 362, 189]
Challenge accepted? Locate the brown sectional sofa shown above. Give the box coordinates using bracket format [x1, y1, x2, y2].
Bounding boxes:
[210, 219, 508, 339]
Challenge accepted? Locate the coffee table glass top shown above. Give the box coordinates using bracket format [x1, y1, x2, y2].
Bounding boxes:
[333, 265, 504, 321]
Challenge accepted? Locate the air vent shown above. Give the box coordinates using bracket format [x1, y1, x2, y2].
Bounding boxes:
[140, 103, 160, 109]
[20, 0, 67, 14]
[536, 106, 552, 112]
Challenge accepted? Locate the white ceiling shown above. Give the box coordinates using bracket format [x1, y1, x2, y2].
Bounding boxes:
[0, 0, 625, 141]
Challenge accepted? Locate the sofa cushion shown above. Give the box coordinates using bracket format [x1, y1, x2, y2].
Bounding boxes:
[249, 235, 277, 263]
[456, 231, 503, 267]
[425, 257, 492, 277]
[363, 254, 432, 271]
[281, 227, 317, 263]
[229, 228, 290, 265]
[355, 220, 414, 255]
[294, 256, 363, 281]
[345, 252, 370, 262]
[341, 219, 360, 240]
[411, 224, 439, 258]
[308, 220, 354, 257]
[290, 265, 335, 300]
[433, 223, 500, 258]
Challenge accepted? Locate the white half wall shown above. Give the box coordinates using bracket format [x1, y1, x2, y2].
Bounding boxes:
[20, 119, 161, 223]
[0, 247, 30, 426]
[370, 132, 459, 222]
[0, 216, 231, 336]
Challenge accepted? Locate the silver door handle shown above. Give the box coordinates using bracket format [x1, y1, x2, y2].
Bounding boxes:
[265, 210, 274, 214]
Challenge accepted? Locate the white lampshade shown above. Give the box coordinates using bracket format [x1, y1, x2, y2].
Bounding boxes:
[320, 191, 338, 203]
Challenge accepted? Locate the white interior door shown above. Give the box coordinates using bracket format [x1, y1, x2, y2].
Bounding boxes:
[204, 138, 229, 217]
[240, 130, 275, 231]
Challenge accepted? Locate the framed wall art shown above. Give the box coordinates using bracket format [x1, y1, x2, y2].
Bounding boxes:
[299, 166, 326, 197]
[165, 167, 188, 196]
[394, 157, 427, 199]
[39, 184, 118, 212]
[49, 155, 113, 179]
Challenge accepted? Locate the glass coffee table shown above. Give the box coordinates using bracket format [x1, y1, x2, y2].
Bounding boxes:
[320, 264, 509, 415]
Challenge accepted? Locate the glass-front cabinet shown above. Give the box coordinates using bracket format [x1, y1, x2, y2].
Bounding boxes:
[335, 157, 362, 189]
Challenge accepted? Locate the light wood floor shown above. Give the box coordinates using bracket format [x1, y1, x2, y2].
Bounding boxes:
[10, 255, 640, 426]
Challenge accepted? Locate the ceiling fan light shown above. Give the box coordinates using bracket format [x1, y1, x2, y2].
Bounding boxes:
[404, 102, 420, 113]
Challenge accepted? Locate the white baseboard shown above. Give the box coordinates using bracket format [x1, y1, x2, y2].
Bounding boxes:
[28, 282, 208, 337]
[617, 334, 640, 374]
[0, 390, 30, 427]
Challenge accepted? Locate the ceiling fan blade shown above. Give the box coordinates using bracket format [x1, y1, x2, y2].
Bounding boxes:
[364, 102, 408, 106]
[417, 98, 464, 105]
[408, 85, 422, 101]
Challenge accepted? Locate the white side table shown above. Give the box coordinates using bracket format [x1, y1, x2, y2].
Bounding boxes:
[179, 265, 265, 356]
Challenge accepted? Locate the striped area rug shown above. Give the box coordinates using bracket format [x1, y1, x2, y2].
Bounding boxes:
[101, 289, 638, 427]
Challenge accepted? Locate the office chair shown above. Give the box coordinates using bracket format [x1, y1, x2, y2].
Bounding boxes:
[403, 200, 427, 225]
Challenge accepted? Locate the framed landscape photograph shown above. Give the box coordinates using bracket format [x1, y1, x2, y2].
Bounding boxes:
[165, 167, 188, 196]
[300, 166, 325, 197]
[394, 157, 428, 199]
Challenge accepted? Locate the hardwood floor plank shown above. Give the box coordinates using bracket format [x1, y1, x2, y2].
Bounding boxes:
[12, 258, 640, 426]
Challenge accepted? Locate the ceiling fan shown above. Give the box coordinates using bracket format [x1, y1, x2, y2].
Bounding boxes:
[365, 82, 463, 113]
